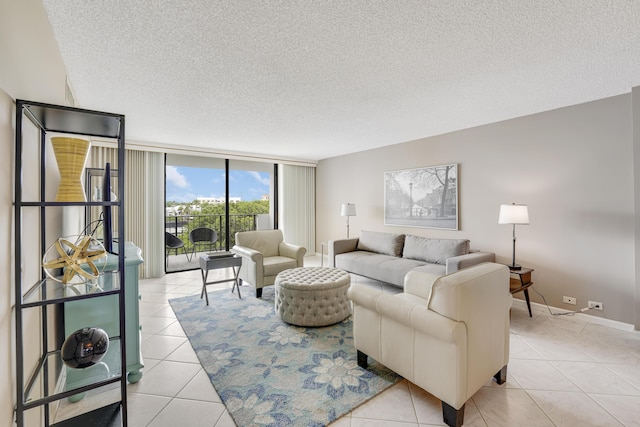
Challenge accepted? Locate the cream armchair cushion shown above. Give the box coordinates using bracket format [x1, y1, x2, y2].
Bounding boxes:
[232, 229, 306, 297]
[348, 262, 511, 427]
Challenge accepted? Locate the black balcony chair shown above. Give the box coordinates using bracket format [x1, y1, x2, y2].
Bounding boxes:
[165, 232, 188, 263]
[189, 227, 218, 261]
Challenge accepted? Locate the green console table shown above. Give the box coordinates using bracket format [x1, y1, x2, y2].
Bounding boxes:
[64, 242, 144, 401]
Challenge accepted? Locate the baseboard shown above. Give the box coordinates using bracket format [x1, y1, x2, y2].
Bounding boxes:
[512, 298, 637, 332]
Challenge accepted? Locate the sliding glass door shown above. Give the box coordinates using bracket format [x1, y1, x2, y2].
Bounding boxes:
[165, 155, 275, 272]
[228, 159, 275, 246]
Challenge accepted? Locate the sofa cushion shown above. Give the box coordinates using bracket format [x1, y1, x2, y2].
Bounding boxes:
[357, 230, 405, 257]
[409, 263, 448, 276]
[335, 251, 426, 287]
[402, 235, 469, 265]
[263, 256, 297, 276]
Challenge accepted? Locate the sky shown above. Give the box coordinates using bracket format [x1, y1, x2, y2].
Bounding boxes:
[166, 166, 270, 203]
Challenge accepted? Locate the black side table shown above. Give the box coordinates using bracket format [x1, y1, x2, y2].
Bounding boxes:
[509, 267, 534, 317]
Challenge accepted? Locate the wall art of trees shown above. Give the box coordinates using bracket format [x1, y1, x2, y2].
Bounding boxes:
[384, 164, 458, 230]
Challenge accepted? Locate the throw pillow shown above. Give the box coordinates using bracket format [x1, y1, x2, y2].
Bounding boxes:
[357, 230, 405, 257]
[402, 235, 469, 265]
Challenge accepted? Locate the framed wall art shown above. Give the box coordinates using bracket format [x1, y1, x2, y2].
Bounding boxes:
[384, 164, 458, 230]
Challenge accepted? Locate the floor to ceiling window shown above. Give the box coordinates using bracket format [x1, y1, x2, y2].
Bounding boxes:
[164, 154, 275, 273]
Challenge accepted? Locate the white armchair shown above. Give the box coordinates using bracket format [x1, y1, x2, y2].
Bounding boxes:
[348, 262, 512, 427]
[232, 229, 306, 298]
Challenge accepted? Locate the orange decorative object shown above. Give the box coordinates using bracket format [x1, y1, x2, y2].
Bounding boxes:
[51, 137, 90, 202]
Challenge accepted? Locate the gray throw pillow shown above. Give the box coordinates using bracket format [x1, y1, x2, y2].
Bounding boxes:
[402, 235, 469, 265]
[357, 230, 405, 257]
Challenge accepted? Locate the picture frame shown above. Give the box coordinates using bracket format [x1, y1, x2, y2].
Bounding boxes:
[384, 164, 458, 230]
[84, 166, 119, 245]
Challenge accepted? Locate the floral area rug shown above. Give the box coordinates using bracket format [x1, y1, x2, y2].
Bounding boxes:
[168, 286, 401, 427]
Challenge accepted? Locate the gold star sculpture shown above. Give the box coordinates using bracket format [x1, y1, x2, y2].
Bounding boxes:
[42, 236, 106, 284]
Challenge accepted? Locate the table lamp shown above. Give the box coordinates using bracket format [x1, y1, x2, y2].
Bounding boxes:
[498, 203, 529, 270]
[341, 203, 356, 238]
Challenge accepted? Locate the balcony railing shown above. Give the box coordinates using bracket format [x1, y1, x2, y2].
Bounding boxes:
[165, 213, 260, 271]
[166, 213, 260, 251]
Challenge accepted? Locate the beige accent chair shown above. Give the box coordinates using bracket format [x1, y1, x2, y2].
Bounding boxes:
[232, 230, 306, 298]
[348, 262, 512, 427]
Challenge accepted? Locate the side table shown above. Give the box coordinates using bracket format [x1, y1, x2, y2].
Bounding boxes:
[509, 267, 534, 317]
[199, 252, 242, 305]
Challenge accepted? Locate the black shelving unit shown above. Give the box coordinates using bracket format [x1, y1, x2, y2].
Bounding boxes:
[13, 100, 127, 426]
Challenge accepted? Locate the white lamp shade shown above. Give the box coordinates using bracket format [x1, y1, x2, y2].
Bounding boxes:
[341, 203, 356, 217]
[498, 204, 529, 225]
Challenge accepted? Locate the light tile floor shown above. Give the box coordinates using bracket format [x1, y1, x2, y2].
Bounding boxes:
[59, 255, 640, 426]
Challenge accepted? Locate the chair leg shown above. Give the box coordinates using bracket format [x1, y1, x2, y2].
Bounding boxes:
[494, 365, 508, 384]
[357, 350, 368, 369]
[442, 402, 464, 427]
[524, 289, 532, 317]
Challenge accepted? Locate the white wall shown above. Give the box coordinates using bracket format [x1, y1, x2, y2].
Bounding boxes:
[0, 87, 16, 427]
[1, 1, 70, 425]
[317, 94, 636, 326]
[634, 86, 640, 331]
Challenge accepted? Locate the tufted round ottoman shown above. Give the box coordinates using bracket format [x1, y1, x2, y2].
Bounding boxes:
[274, 267, 351, 327]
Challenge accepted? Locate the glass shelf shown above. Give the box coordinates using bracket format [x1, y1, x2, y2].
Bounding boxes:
[22, 101, 123, 139]
[53, 401, 122, 427]
[22, 271, 122, 308]
[23, 338, 122, 410]
[19, 201, 120, 207]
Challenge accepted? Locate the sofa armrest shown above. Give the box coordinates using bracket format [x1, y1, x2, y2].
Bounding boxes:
[445, 251, 495, 274]
[328, 238, 359, 267]
[348, 286, 462, 343]
[279, 242, 307, 266]
[403, 270, 442, 300]
[231, 245, 263, 263]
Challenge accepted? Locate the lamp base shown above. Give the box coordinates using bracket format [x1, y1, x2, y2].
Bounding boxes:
[507, 264, 522, 271]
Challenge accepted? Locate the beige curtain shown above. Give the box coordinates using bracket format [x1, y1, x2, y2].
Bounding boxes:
[278, 164, 315, 254]
[89, 146, 164, 278]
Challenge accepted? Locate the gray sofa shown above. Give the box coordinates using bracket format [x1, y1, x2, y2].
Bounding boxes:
[328, 230, 495, 288]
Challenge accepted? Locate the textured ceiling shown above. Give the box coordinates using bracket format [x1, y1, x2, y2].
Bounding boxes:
[42, 1, 640, 162]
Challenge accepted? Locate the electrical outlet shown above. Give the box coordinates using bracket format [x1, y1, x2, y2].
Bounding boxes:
[588, 301, 603, 310]
[563, 296, 576, 305]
